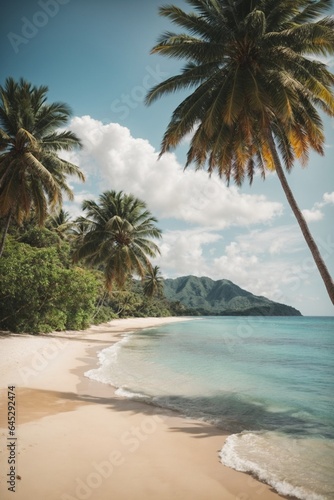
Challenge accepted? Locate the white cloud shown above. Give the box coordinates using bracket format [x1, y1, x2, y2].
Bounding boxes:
[311, 54, 334, 69]
[211, 226, 307, 300]
[233, 226, 304, 255]
[323, 192, 334, 205]
[180, 125, 198, 145]
[58, 115, 334, 313]
[154, 225, 309, 306]
[302, 208, 324, 222]
[301, 191, 334, 222]
[67, 116, 283, 229]
[63, 190, 96, 219]
[155, 229, 222, 277]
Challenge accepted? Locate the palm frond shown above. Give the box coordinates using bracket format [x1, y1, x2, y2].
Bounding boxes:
[41, 131, 82, 151]
[145, 0, 334, 192]
[74, 191, 161, 290]
[0, 78, 85, 235]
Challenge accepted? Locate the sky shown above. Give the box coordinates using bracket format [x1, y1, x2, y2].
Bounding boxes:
[1, 0, 334, 315]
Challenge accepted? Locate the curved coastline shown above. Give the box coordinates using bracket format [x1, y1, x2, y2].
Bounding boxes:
[0, 317, 284, 500]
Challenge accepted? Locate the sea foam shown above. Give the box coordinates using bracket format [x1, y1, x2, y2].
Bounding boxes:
[84, 335, 131, 385]
[84, 317, 334, 500]
[220, 432, 327, 500]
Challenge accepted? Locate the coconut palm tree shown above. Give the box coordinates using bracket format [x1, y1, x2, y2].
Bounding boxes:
[146, 0, 334, 304]
[46, 208, 74, 241]
[143, 265, 164, 298]
[72, 190, 162, 291]
[0, 77, 84, 256]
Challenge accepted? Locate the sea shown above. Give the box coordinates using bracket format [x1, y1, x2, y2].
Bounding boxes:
[85, 316, 334, 500]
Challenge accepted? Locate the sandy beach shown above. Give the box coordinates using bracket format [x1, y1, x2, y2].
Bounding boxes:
[0, 317, 284, 500]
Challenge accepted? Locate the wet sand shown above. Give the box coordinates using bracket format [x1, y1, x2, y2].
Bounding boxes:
[0, 318, 284, 500]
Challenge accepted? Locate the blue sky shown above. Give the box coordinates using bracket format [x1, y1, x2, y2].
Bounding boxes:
[1, 0, 334, 315]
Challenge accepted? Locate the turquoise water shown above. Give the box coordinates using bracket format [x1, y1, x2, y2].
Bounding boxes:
[86, 317, 334, 499]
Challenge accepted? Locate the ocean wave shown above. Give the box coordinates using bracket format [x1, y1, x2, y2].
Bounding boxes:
[84, 318, 334, 500]
[220, 432, 326, 500]
[84, 334, 131, 385]
[115, 387, 150, 401]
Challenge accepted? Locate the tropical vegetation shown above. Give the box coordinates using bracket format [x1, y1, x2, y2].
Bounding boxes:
[143, 265, 164, 298]
[0, 226, 172, 334]
[164, 275, 301, 316]
[0, 235, 101, 333]
[0, 77, 84, 257]
[145, 0, 334, 304]
[2, 13, 333, 334]
[46, 208, 75, 241]
[0, 78, 167, 333]
[72, 190, 162, 291]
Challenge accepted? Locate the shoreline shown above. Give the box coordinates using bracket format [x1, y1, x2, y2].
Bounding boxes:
[0, 317, 284, 500]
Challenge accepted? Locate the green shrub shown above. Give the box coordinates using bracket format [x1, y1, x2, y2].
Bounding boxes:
[18, 226, 61, 248]
[0, 238, 101, 333]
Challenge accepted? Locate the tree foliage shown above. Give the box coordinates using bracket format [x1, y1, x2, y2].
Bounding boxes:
[146, 0, 334, 303]
[46, 208, 75, 241]
[73, 190, 162, 291]
[0, 237, 101, 333]
[106, 279, 172, 318]
[0, 76, 169, 333]
[143, 265, 164, 298]
[0, 77, 84, 256]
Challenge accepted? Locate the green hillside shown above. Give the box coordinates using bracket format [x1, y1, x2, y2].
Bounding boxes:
[163, 276, 301, 316]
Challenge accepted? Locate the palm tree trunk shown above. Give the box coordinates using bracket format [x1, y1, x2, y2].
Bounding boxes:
[268, 133, 334, 305]
[92, 290, 109, 319]
[0, 211, 12, 258]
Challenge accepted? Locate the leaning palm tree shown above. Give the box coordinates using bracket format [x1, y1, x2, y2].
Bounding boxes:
[143, 265, 164, 298]
[146, 0, 334, 304]
[0, 77, 84, 256]
[72, 190, 162, 291]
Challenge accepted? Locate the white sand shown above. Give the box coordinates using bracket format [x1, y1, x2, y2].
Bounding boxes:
[0, 318, 284, 500]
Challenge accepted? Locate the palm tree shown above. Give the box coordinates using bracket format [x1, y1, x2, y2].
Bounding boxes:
[0, 77, 84, 256]
[143, 265, 164, 298]
[72, 190, 162, 291]
[146, 0, 334, 304]
[46, 208, 74, 241]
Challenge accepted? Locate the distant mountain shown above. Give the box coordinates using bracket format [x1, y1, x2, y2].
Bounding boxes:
[163, 276, 301, 316]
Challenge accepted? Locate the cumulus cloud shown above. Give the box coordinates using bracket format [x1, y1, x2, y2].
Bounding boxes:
[208, 227, 297, 290]
[224, 226, 304, 256]
[153, 225, 308, 304]
[67, 116, 283, 229]
[155, 229, 222, 277]
[323, 192, 334, 205]
[311, 54, 334, 69]
[302, 191, 334, 222]
[63, 115, 327, 309]
[211, 227, 309, 302]
[63, 190, 96, 218]
[302, 208, 324, 222]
